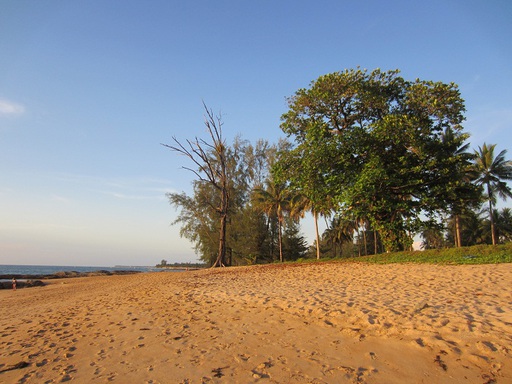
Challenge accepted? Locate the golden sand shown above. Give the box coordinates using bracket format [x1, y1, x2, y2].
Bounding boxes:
[1, 262, 511, 383]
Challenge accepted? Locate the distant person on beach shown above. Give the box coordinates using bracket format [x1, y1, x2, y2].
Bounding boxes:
[12, 278, 16, 290]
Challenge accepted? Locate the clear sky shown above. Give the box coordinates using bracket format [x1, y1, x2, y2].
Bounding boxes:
[1, 0, 511, 267]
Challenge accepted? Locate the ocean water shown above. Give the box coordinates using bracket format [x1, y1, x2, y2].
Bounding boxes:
[0, 264, 155, 276]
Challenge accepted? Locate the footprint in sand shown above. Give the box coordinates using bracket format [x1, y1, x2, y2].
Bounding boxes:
[36, 358, 49, 367]
[477, 340, 498, 353]
[237, 353, 250, 362]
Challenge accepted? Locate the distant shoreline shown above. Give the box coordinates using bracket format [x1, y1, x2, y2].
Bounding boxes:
[1, 269, 141, 289]
[155, 266, 204, 271]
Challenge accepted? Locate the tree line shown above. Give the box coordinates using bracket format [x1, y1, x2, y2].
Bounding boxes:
[163, 69, 512, 267]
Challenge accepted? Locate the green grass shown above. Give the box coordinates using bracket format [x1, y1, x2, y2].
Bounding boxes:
[293, 243, 512, 265]
[350, 243, 512, 265]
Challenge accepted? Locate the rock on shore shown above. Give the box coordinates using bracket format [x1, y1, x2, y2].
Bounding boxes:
[0, 270, 140, 289]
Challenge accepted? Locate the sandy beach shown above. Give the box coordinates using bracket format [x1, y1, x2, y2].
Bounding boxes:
[1, 262, 511, 383]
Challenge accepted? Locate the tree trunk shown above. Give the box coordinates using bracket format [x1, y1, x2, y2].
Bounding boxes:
[362, 226, 368, 256]
[489, 195, 496, 245]
[212, 186, 229, 268]
[278, 218, 284, 262]
[455, 214, 462, 247]
[314, 210, 320, 259]
[212, 212, 227, 267]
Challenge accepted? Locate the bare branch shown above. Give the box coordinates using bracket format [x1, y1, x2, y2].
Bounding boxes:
[162, 102, 230, 267]
[162, 134, 220, 188]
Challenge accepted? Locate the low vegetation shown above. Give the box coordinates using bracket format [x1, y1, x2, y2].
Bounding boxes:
[296, 244, 512, 265]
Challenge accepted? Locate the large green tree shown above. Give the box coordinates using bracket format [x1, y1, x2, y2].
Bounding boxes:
[279, 68, 473, 252]
[472, 143, 512, 245]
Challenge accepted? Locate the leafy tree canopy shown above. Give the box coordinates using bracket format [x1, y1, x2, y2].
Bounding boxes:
[278, 68, 475, 251]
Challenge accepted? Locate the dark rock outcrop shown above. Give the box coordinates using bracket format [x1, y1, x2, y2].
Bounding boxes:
[0, 279, 45, 289]
[0, 270, 140, 289]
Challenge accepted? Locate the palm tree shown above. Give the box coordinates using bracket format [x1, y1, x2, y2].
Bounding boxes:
[252, 179, 292, 262]
[441, 127, 479, 247]
[494, 207, 512, 243]
[420, 227, 446, 249]
[461, 209, 489, 245]
[323, 216, 356, 257]
[289, 194, 330, 260]
[473, 143, 512, 245]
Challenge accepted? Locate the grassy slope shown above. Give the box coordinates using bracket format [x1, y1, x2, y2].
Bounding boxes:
[353, 243, 512, 264]
[297, 244, 512, 265]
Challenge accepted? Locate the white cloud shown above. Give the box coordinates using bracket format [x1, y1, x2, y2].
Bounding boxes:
[51, 194, 72, 204]
[51, 172, 176, 200]
[103, 191, 165, 200]
[0, 98, 25, 116]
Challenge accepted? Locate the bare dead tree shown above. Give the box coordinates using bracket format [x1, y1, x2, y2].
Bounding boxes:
[162, 103, 229, 267]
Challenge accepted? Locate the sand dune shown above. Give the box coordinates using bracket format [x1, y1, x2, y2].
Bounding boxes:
[1, 262, 511, 383]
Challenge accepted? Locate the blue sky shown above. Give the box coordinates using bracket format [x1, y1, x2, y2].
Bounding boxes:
[1, 0, 511, 266]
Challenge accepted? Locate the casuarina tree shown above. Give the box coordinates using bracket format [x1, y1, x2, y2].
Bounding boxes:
[163, 103, 230, 267]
